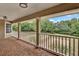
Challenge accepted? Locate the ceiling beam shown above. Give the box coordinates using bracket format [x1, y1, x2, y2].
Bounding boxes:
[12, 3, 79, 23]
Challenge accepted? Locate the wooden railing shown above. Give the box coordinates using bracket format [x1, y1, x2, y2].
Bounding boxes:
[39, 33, 79, 56]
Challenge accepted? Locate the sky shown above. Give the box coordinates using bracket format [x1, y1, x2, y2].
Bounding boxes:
[49, 13, 79, 23]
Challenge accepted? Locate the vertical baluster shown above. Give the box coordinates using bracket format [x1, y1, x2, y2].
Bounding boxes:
[32, 35, 33, 43]
[44, 34, 46, 48]
[46, 34, 47, 49]
[42, 35, 44, 48]
[39, 34, 40, 46]
[45, 34, 47, 48]
[41, 34, 42, 46]
[65, 37, 67, 55]
[78, 38, 79, 56]
[40, 34, 42, 47]
[48, 35, 50, 50]
[47, 35, 48, 49]
[55, 36, 57, 52]
[50, 35, 52, 50]
[41, 34, 43, 47]
[56, 36, 58, 51]
[40, 34, 41, 47]
[53, 35, 54, 51]
[58, 36, 60, 53]
[48, 35, 50, 49]
[51, 35, 52, 50]
[43, 34, 45, 48]
[61, 36, 64, 54]
[42, 34, 43, 47]
[44, 34, 45, 48]
[73, 38, 75, 56]
[49, 35, 51, 50]
[69, 38, 71, 56]
[47, 34, 48, 49]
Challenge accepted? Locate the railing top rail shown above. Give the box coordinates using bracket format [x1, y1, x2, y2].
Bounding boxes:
[40, 33, 79, 39]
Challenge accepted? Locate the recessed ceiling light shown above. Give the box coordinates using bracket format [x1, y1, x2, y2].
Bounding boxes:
[19, 3, 28, 8]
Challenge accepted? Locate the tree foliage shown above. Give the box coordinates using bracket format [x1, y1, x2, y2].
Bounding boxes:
[12, 18, 79, 37]
[40, 19, 54, 33]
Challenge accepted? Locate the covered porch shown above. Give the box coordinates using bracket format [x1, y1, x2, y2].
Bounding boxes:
[0, 3, 79, 56]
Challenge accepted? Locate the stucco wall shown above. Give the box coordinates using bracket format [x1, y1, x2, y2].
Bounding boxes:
[0, 19, 5, 39]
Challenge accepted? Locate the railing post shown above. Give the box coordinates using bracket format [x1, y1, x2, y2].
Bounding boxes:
[78, 38, 79, 56]
[17, 22, 20, 40]
[36, 17, 40, 48]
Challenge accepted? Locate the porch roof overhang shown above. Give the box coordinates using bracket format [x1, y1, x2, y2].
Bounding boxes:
[11, 3, 79, 23]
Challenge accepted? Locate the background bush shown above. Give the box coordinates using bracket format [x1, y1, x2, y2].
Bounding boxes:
[12, 18, 79, 37]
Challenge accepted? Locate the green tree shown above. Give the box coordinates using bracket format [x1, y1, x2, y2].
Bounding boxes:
[40, 19, 54, 33]
[12, 23, 18, 31]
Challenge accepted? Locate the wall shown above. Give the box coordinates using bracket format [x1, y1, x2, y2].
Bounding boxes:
[5, 21, 12, 38]
[0, 19, 5, 39]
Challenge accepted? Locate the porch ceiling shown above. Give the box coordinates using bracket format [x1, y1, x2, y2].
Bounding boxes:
[12, 3, 79, 23]
[0, 3, 79, 23]
[0, 3, 60, 22]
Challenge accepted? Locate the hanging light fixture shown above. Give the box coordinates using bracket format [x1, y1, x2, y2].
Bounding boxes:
[19, 3, 28, 8]
[3, 16, 7, 19]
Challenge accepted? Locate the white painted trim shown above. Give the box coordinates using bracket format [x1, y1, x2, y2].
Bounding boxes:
[41, 8, 79, 19]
